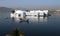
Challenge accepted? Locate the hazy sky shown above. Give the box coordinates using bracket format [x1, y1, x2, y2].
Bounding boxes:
[0, 0, 60, 9]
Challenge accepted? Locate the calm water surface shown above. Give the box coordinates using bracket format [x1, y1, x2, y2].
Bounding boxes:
[0, 12, 60, 36]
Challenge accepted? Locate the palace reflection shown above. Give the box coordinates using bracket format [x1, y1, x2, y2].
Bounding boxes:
[11, 16, 48, 23]
[26, 16, 47, 23]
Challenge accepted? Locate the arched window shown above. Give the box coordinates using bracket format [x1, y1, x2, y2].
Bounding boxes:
[18, 14, 21, 17]
[12, 10, 15, 14]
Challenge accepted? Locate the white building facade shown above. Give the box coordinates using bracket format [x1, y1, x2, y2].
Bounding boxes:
[10, 10, 48, 18]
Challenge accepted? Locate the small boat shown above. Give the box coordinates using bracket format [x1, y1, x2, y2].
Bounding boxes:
[18, 18, 29, 23]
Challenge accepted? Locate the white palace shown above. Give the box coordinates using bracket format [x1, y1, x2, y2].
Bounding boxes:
[10, 10, 49, 18]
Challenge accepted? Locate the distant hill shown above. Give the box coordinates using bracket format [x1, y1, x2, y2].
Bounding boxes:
[0, 7, 14, 12]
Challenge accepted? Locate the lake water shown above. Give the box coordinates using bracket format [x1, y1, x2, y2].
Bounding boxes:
[0, 12, 60, 36]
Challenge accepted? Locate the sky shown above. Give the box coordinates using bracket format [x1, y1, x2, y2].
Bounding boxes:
[0, 0, 60, 9]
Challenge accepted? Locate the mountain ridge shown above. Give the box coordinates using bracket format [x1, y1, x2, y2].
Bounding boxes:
[0, 7, 14, 12]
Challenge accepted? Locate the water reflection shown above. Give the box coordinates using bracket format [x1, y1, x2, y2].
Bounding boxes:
[39, 17, 47, 22]
[27, 16, 47, 23]
[11, 16, 48, 23]
[11, 17, 29, 23]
